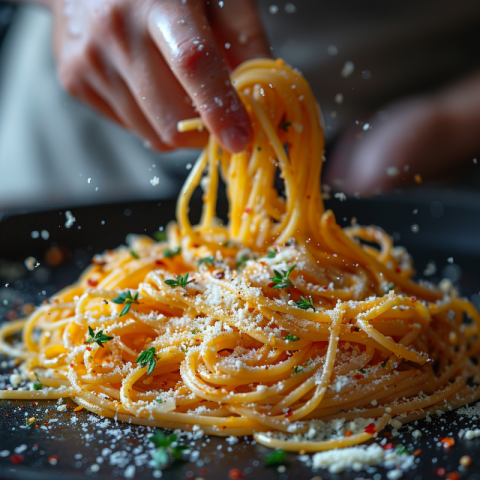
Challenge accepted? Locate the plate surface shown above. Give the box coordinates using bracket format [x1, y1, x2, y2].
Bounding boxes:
[2, 193, 480, 480]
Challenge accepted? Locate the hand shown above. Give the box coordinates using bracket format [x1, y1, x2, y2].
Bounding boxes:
[50, 0, 270, 152]
[325, 71, 480, 195]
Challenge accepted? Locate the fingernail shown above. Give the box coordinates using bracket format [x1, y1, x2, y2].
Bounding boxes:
[220, 125, 250, 153]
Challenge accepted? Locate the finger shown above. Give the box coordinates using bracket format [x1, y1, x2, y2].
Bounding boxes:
[207, 0, 271, 69]
[147, 1, 252, 153]
[87, 69, 171, 151]
[115, 37, 209, 149]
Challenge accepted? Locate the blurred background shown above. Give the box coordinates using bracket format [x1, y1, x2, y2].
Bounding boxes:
[0, 0, 480, 212]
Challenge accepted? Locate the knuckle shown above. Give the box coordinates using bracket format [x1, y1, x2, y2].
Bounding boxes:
[93, 0, 129, 42]
[174, 40, 219, 77]
[160, 123, 185, 148]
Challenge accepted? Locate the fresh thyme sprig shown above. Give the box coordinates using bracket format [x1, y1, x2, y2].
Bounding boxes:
[136, 347, 159, 375]
[285, 334, 300, 342]
[33, 373, 42, 390]
[112, 291, 139, 316]
[165, 273, 192, 289]
[265, 449, 287, 465]
[198, 256, 214, 269]
[269, 265, 296, 289]
[295, 296, 316, 311]
[85, 326, 114, 348]
[149, 430, 188, 470]
[164, 247, 181, 259]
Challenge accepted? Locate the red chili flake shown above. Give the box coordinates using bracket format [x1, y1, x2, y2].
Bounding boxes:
[87, 278, 98, 287]
[199, 468, 210, 475]
[31, 402, 38, 406]
[446, 473, 460, 480]
[244, 207, 252, 214]
[4, 414, 8, 417]
[364, 423, 376, 435]
[86, 346, 92, 351]
[345, 430, 352, 437]
[34, 444, 38, 448]
[155, 260, 166, 267]
[229, 468, 246, 479]
[285, 408, 293, 418]
[44, 422, 50, 426]
[67, 405, 72, 409]
[383, 432, 393, 438]
[354, 374, 364, 380]
[10, 455, 24, 464]
[413, 449, 422, 456]
[70, 363, 75, 368]
[248, 308, 255, 313]
[395, 267, 401, 273]
[435, 467, 446, 476]
[383, 443, 395, 450]
[267, 282, 276, 288]
[439, 437, 455, 448]
[411, 296, 417, 303]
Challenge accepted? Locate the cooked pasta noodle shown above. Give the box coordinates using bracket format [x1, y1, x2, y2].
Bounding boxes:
[2, 58, 480, 451]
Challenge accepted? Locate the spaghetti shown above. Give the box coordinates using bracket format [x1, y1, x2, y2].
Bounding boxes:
[2, 58, 480, 452]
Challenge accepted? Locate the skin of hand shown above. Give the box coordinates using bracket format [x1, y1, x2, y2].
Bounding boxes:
[325, 71, 480, 196]
[40, 0, 270, 152]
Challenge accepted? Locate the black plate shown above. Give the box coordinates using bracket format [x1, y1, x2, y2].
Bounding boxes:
[2, 192, 480, 480]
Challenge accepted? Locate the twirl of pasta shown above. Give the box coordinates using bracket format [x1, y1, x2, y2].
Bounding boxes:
[2, 58, 480, 451]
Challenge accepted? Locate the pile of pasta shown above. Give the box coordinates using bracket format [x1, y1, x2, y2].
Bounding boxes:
[2, 59, 480, 452]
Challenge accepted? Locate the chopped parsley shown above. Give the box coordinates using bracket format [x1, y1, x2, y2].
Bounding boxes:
[257, 146, 262, 151]
[292, 366, 303, 375]
[156, 398, 163, 404]
[270, 265, 296, 289]
[136, 347, 159, 375]
[164, 247, 181, 259]
[33, 373, 42, 390]
[149, 430, 188, 469]
[285, 334, 300, 342]
[387, 282, 395, 291]
[112, 290, 139, 317]
[281, 121, 291, 132]
[165, 273, 192, 289]
[130, 250, 140, 259]
[198, 256, 214, 268]
[85, 326, 114, 348]
[295, 296, 316, 311]
[265, 449, 287, 465]
[267, 249, 277, 258]
[191, 329, 197, 335]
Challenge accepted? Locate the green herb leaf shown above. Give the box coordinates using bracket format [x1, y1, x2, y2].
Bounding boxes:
[198, 256, 214, 269]
[136, 347, 159, 375]
[171, 445, 188, 460]
[281, 121, 291, 132]
[292, 366, 303, 375]
[295, 296, 316, 311]
[285, 334, 300, 342]
[265, 449, 286, 466]
[149, 430, 187, 470]
[387, 282, 395, 291]
[112, 291, 139, 317]
[236, 254, 250, 269]
[130, 250, 140, 259]
[222, 241, 233, 248]
[270, 265, 296, 289]
[267, 249, 277, 258]
[164, 273, 192, 289]
[164, 247, 181, 259]
[85, 325, 114, 348]
[156, 398, 163, 404]
[33, 373, 43, 390]
[154, 231, 167, 242]
[395, 445, 410, 454]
